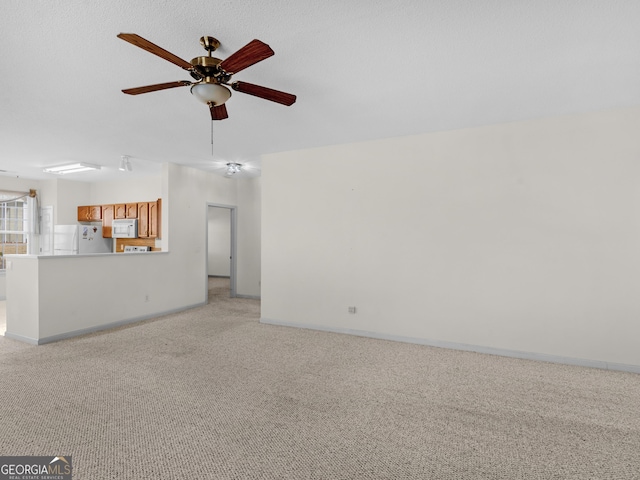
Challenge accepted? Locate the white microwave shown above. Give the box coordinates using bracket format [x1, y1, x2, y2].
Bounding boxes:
[112, 219, 138, 238]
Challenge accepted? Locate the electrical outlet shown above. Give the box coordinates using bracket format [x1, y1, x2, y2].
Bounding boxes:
[145, 294, 149, 303]
[348, 306, 357, 314]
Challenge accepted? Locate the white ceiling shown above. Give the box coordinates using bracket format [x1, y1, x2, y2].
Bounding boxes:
[1, 0, 639, 182]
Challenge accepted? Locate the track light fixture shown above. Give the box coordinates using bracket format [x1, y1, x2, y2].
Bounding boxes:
[119, 155, 133, 172]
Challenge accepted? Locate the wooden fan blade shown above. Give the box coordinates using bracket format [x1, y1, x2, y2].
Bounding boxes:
[118, 33, 194, 71]
[122, 81, 192, 95]
[219, 39, 274, 74]
[231, 81, 296, 106]
[210, 103, 229, 120]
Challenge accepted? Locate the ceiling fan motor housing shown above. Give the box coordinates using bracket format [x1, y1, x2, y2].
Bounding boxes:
[189, 56, 231, 82]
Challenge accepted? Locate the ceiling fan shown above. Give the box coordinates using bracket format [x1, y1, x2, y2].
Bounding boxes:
[117, 33, 296, 120]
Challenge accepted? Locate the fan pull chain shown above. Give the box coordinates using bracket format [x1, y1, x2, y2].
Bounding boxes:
[211, 120, 214, 155]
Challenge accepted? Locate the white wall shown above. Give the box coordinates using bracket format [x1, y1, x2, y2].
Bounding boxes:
[208, 207, 231, 276]
[0, 176, 41, 195]
[7, 253, 175, 341]
[236, 177, 261, 297]
[55, 179, 92, 224]
[4, 256, 39, 339]
[261, 106, 640, 370]
[151, 165, 259, 299]
[0, 177, 91, 226]
[89, 175, 162, 204]
[163, 163, 237, 303]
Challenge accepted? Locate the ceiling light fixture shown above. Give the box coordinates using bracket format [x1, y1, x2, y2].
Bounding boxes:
[119, 155, 133, 172]
[43, 163, 101, 175]
[226, 162, 242, 176]
[190, 82, 231, 105]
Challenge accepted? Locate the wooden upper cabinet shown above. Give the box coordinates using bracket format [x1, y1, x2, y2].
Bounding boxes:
[114, 204, 126, 219]
[86, 198, 160, 241]
[149, 199, 160, 238]
[78, 205, 101, 222]
[102, 205, 114, 238]
[115, 203, 137, 219]
[125, 203, 137, 218]
[137, 202, 149, 237]
[137, 199, 161, 239]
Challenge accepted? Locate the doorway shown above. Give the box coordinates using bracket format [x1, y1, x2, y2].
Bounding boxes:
[206, 204, 237, 299]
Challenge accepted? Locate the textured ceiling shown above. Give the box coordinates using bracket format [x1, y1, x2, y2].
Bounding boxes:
[1, 0, 639, 182]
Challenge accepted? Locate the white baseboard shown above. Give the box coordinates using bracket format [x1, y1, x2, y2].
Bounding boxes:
[6, 302, 206, 345]
[259, 318, 640, 375]
[3, 331, 38, 345]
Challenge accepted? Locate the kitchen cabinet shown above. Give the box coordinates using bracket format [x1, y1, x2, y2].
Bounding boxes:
[88, 198, 160, 240]
[137, 199, 161, 239]
[149, 199, 160, 238]
[102, 205, 114, 238]
[137, 202, 149, 237]
[126, 203, 137, 218]
[77, 205, 101, 222]
[115, 203, 137, 219]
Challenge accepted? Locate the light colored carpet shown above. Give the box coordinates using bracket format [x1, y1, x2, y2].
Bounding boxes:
[0, 278, 638, 479]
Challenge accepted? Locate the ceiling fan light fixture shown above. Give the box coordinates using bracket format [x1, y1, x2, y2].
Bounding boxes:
[190, 83, 231, 105]
[226, 162, 242, 176]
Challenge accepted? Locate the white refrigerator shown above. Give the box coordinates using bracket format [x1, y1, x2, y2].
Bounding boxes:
[53, 225, 113, 255]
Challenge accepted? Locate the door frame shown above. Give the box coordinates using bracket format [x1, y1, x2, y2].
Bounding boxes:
[206, 203, 237, 298]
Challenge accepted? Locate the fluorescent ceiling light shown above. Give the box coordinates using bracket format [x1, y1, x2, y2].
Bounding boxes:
[43, 163, 101, 175]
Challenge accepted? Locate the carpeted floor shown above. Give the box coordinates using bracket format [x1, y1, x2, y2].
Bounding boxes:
[1, 277, 639, 479]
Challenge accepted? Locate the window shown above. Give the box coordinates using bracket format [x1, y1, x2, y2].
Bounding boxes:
[0, 192, 30, 270]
